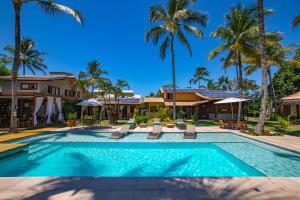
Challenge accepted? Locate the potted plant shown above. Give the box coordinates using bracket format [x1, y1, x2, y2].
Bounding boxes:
[66, 112, 77, 127]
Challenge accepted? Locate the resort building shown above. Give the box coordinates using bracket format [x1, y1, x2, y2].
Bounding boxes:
[144, 88, 241, 120]
[281, 91, 300, 119]
[0, 72, 84, 128]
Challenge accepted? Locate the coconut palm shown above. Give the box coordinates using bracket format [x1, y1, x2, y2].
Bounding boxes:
[292, 14, 300, 28]
[10, 0, 83, 132]
[255, 0, 268, 135]
[78, 61, 108, 97]
[217, 75, 232, 91]
[244, 33, 293, 118]
[1, 37, 47, 75]
[208, 4, 258, 123]
[191, 66, 209, 88]
[113, 79, 130, 120]
[145, 0, 208, 120]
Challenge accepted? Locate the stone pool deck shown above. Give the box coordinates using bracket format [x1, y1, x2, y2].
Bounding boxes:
[0, 177, 300, 200]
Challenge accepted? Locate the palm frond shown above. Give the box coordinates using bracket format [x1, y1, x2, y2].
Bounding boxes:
[177, 30, 192, 56]
[184, 25, 204, 39]
[160, 36, 170, 60]
[292, 14, 300, 28]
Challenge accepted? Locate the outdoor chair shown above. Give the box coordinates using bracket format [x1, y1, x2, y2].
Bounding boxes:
[110, 124, 130, 139]
[184, 124, 196, 139]
[127, 118, 136, 129]
[176, 119, 186, 130]
[147, 125, 162, 139]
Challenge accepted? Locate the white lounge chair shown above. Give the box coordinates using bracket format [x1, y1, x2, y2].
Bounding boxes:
[110, 124, 131, 139]
[147, 125, 162, 139]
[184, 124, 196, 139]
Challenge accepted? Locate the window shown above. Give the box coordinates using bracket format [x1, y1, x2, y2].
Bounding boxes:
[166, 93, 173, 100]
[76, 91, 81, 98]
[64, 90, 76, 97]
[48, 86, 60, 95]
[20, 83, 38, 90]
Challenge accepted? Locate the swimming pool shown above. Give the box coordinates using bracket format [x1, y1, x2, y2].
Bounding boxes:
[0, 132, 300, 177]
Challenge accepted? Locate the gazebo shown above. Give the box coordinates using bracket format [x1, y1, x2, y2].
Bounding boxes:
[214, 97, 250, 120]
[281, 92, 300, 119]
[77, 99, 103, 119]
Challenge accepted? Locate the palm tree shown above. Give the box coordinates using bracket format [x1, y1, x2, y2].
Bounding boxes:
[10, 0, 83, 132]
[208, 4, 258, 123]
[292, 14, 300, 28]
[256, 0, 268, 135]
[145, 0, 208, 120]
[217, 75, 232, 90]
[1, 37, 47, 75]
[244, 33, 293, 118]
[191, 66, 209, 88]
[113, 79, 129, 120]
[79, 61, 108, 97]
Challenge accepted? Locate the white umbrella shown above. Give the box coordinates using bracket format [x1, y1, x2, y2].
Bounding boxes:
[214, 97, 251, 119]
[77, 99, 103, 119]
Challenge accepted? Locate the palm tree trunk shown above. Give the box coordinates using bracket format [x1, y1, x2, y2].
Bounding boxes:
[91, 83, 95, 97]
[10, 0, 21, 132]
[256, 0, 268, 135]
[23, 63, 25, 75]
[237, 52, 243, 124]
[267, 68, 276, 119]
[170, 34, 177, 120]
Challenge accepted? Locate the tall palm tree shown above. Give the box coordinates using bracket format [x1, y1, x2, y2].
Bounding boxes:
[255, 0, 268, 135]
[208, 4, 258, 123]
[10, 0, 83, 132]
[217, 75, 232, 91]
[79, 60, 108, 97]
[292, 14, 300, 28]
[191, 66, 209, 88]
[1, 37, 47, 75]
[113, 79, 129, 121]
[145, 0, 208, 120]
[244, 33, 293, 118]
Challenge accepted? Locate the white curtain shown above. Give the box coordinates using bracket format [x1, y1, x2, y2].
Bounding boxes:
[81, 106, 88, 119]
[100, 106, 105, 120]
[119, 105, 125, 119]
[46, 96, 54, 124]
[56, 98, 63, 121]
[34, 97, 44, 126]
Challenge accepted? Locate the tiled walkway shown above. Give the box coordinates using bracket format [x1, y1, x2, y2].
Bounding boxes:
[0, 177, 299, 200]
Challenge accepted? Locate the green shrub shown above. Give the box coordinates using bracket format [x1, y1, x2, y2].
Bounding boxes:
[277, 116, 289, 128]
[177, 110, 185, 119]
[135, 115, 149, 124]
[66, 112, 77, 120]
[83, 115, 93, 120]
[157, 107, 170, 122]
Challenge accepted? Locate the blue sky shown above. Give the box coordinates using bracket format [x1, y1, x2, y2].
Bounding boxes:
[0, 0, 299, 96]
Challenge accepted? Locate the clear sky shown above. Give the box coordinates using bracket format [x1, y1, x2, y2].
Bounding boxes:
[0, 0, 299, 96]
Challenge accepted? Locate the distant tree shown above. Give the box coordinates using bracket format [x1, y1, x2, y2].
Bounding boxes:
[273, 67, 300, 100]
[79, 61, 108, 97]
[206, 80, 220, 90]
[217, 76, 232, 90]
[0, 63, 11, 76]
[145, 0, 208, 120]
[149, 92, 155, 97]
[1, 37, 47, 75]
[191, 66, 209, 88]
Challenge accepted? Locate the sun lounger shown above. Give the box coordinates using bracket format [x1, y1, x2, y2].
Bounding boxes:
[127, 118, 136, 129]
[147, 125, 162, 139]
[176, 119, 186, 130]
[184, 125, 196, 139]
[110, 124, 130, 139]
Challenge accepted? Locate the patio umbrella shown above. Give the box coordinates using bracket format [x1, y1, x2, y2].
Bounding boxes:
[77, 99, 103, 119]
[214, 97, 251, 119]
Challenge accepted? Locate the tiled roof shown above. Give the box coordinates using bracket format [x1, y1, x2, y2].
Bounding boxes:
[282, 92, 300, 100]
[0, 74, 75, 81]
[162, 88, 239, 99]
[143, 97, 164, 103]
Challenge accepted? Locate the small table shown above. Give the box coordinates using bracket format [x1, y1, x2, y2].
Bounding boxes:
[167, 123, 175, 128]
[140, 123, 147, 128]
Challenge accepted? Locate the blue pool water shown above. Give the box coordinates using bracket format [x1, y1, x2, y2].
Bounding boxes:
[0, 132, 300, 177]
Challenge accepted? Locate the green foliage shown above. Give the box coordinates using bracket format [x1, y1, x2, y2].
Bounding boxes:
[62, 102, 76, 116]
[133, 108, 140, 118]
[277, 116, 289, 128]
[0, 63, 11, 76]
[156, 107, 170, 122]
[66, 112, 77, 120]
[273, 67, 300, 100]
[135, 115, 149, 124]
[245, 93, 261, 117]
[177, 110, 186, 119]
[83, 115, 93, 120]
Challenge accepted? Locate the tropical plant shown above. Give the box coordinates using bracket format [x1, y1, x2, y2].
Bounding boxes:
[206, 80, 220, 90]
[135, 115, 149, 124]
[156, 107, 171, 122]
[145, 0, 208, 120]
[1, 37, 47, 75]
[113, 79, 129, 121]
[0, 62, 11, 76]
[292, 13, 300, 28]
[208, 4, 258, 123]
[149, 92, 155, 97]
[9, 0, 83, 132]
[79, 60, 108, 97]
[66, 112, 77, 120]
[256, 0, 268, 135]
[190, 66, 209, 88]
[217, 75, 232, 90]
[244, 33, 293, 118]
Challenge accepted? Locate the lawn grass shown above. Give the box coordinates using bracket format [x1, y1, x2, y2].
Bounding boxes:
[246, 117, 300, 137]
